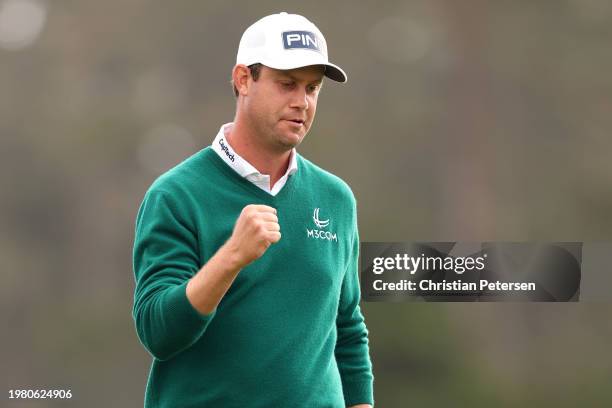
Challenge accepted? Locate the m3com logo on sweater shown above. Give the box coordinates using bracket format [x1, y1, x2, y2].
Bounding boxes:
[307, 208, 338, 242]
[313, 208, 329, 228]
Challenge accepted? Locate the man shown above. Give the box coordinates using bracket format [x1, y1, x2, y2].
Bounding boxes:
[132, 12, 374, 408]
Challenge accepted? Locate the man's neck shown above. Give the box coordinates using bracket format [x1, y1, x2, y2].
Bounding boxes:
[225, 122, 292, 188]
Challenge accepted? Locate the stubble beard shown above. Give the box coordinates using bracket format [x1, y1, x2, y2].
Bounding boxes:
[277, 123, 306, 150]
[258, 116, 306, 153]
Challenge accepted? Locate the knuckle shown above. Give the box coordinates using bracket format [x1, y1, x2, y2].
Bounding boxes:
[247, 210, 258, 220]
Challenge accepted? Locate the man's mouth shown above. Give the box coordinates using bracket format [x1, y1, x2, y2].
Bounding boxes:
[284, 118, 305, 125]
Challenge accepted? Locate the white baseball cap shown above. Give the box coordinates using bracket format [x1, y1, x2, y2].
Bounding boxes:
[236, 12, 347, 83]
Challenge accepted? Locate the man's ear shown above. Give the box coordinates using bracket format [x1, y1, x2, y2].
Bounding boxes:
[232, 64, 250, 96]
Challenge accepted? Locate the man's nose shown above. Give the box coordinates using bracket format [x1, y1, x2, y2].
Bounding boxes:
[290, 88, 308, 110]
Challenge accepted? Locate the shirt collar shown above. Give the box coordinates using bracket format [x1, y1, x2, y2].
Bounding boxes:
[211, 122, 298, 178]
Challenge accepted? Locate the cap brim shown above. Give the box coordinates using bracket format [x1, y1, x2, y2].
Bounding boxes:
[257, 58, 347, 83]
[322, 62, 347, 83]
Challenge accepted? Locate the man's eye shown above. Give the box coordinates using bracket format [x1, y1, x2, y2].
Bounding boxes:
[281, 82, 294, 88]
[307, 85, 319, 93]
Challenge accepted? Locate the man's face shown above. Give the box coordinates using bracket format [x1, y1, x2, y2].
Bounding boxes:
[243, 65, 324, 152]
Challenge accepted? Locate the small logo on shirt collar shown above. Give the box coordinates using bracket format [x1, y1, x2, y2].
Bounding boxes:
[218, 138, 235, 162]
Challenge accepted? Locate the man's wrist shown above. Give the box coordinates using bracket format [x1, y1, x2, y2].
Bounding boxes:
[218, 239, 245, 271]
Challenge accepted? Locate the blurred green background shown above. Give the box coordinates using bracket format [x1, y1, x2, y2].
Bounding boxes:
[2, 0, 612, 406]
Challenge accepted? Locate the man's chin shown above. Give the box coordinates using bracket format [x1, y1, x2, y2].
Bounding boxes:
[278, 139, 301, 150]
[276, 128, 305, 146]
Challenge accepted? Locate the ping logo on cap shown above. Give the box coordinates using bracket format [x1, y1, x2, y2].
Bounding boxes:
[282, 31, 321, 53]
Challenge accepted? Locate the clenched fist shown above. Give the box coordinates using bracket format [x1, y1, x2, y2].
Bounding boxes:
[185, 204, 280, 314]
[225, 204, 280, 269]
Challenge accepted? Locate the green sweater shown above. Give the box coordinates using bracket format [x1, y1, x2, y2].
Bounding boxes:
[132, 147, 374, 407]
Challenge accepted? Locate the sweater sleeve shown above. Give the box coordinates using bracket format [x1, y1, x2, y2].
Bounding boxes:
[132, 189, 216, 361]
[335, 221, 375, 406]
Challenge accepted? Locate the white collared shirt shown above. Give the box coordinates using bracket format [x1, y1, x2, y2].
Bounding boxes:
[211, 123, 298, 196]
